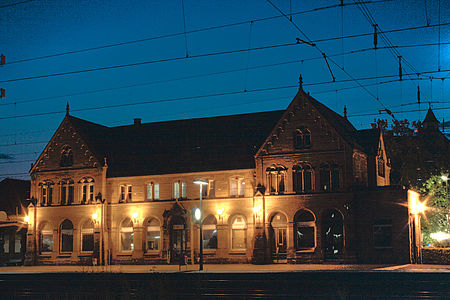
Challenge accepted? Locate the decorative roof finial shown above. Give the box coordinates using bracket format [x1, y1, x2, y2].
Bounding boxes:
[66, 102, 70, 115]
[344, 105, 347, 119]
[299, 74, 303, 91]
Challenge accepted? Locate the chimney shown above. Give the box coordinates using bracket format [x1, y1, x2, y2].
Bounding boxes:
[134, 118, 141, 125]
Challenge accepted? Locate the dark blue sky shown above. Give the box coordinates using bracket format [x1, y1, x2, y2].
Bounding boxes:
[0, 0, 449, 180]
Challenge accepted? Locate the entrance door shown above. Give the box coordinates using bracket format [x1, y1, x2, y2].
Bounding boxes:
[270, 213, 287, 262]
[170, 216, 186, 263]
[323, 209, 344, 260]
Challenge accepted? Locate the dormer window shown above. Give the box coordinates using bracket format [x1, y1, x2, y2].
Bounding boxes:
[60, 145, 73, 167]
[294, 128, 311, 149]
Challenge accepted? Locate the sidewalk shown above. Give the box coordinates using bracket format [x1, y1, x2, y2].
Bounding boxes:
[1, 263, 450, 273]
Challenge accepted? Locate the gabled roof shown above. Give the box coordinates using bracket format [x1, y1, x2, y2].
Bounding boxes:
[356, 128, 380, 156]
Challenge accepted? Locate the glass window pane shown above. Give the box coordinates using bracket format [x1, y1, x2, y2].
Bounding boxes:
[14, 233, 21, 253]
[239, 180, 245, 197]
[146, 184, 152, 200]
[82, 234, 94, 251]
[296, 226, 315, 249]
[173, 182, 179, 199]
[304, 169, 312, 192]
[61, 232, 73, 252]
[121, 232, 133, 251]
[68, 186, 74, 204]
[181, 182, 187, 199]
[146, 231, 160, 250]
[3, 234, 9, 253]
[203, 229, 217, 249]
[41, 233, 53, 252]
[154, 184, 159, 200]
[332, 169, 340, 190]
[230, 180, 237, 196]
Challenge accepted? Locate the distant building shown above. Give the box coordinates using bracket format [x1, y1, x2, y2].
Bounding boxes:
[0, 178, 30, 266]
[25, 85, 419, 265]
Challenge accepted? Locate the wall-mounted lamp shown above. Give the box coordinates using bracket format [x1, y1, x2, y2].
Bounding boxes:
[253, 205, 262, 215]
[92, 212, 99, 224]
[24, 215, 30, 224]
[132, 212, 139, 224]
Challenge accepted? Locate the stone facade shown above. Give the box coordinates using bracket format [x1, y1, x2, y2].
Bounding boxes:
[25, 88, 415, 265]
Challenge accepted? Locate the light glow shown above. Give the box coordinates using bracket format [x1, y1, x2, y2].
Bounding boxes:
[194, 208, 201, 221]
[24, 216, 30, 223]
[430, 232, 450, 241]
[442, 175, 449, 182]
[132, 212, 138, 220]
[217, 208, 224, 216]
[253, 205, 262, 214]
[91, 213, 98, 221]
[193, 179, 208, 185]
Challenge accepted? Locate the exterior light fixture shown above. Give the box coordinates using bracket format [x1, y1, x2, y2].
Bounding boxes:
[132, 212, 139, 224]
[92, 213, 99, 224]
[217, 207, 224, 216]
[430, 232, 450, 242]
[24, 216, 30, 223]
[194, 179, 208, 271]
[253, 205, 262, 214]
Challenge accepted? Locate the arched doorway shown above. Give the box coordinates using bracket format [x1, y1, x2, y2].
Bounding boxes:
[169, 216, 187, 263]
[270, 213, 287, 262]
[322, 209, 344, 260]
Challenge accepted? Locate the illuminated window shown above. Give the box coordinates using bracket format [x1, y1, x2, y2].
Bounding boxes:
[294, 210, 315, 250]
[81, 219, 94, 252]
[202, 215, 217, 249]
[120, 218, 134, 251]
[39, 223, 53, 253]
[181, 181, 187, 199]
[39, 181, 54, 206]
[60, 219, 73, 253]
[230, 178, 245, 197]
[14, 233, 22, 253]
[208, 180, 215, 198]
[119, 185, 132, 202]
[230, 215, 247, 250]
[127, 185, 132, 202]
[146, 218, 161, 251]
[173, 182, 180, 199]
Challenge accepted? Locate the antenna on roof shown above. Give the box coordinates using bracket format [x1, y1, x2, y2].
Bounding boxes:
[298, 74, 303, 91]
[66, 102, 70, 115]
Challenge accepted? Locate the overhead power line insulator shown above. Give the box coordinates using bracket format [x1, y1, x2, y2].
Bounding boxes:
[0, 54, 5, 65]
[0, 88, 5, 98]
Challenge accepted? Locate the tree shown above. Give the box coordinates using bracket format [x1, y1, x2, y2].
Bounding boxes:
[419, 174, 449, 246]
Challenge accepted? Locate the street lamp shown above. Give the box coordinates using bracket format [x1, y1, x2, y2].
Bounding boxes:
[194, 179, 208, 271]
[442, 175, 449, 233]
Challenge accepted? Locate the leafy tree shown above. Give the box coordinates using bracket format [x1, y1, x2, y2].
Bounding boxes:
[419, 174, 449, 246]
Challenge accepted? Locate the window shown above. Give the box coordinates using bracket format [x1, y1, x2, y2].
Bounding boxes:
[81, 220, 94, 252]
[181, 181, 187, 199]
[60, 145, 73, 167]
[230, 178, 245, 197]
[373, 220, 392, 249]
[3, 234, 9, 253]
[146, 218, 161, 251]
[79, 177, 94, 204]
[40, 223, 53, 253]
[294, 210, 316, 250]
[59, 179, 74, 205]
[127, 185, 132, 202]
[120, 218, 134, 251]
[294, 128, 311, 149]
[208, 180, 215, 198]
[293, 165, 313, 193]
[60, 219, 73, 253]
[119, 185, 132, 202]
[271, 213, 287, 254]
[320, 164, 340, 191]
[14, 233, 21, 253]
[154, 184, 159, 200]
[173, 182, 180, 199]
[202, 215, 217, 249]
[146, 184, 153, 201]
[266, 165, 287, 195]
[230, 215, 247, 250]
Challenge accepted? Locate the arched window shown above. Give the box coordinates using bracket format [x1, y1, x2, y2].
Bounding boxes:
[81, 219, 94, 252]
[120, 218, 134, 251]
[39, 222, 53, 253]
[320, 164, 340, 191]
[79, 177, 95, 204]
[294, 128, 312, 149]
[270, 213, 287, 255]
[377, 149, 385, 177]
[293, 164, 313, 193]
[39, 180, 54, 206]
[60, 219, 73, 253]
[59, 179, 74, 205]
[323, 209, 344, 258]
[60, 145, 73, 167]
[266, 165, 287, 195]
[294, 210, 316, 250]
[202, 215, 217, 249]
[146, 218, 160, 251]
[230, 215, 247, 250]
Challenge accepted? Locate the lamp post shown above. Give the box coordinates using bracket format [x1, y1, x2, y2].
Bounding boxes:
[442, 175, 449, 233]
[194, 179, 208, 271]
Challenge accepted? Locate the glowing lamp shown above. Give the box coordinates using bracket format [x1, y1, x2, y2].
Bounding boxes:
[194, 208, 201, 221]
[24, 216, 30, 223]
[217, 208, 224, 216]
[431, 232, 450, 241]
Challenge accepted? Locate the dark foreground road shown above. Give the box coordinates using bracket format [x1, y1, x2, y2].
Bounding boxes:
[1, 271, 450, 299]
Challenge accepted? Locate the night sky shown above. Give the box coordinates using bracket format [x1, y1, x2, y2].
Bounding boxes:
[0, 0, 449, 180]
